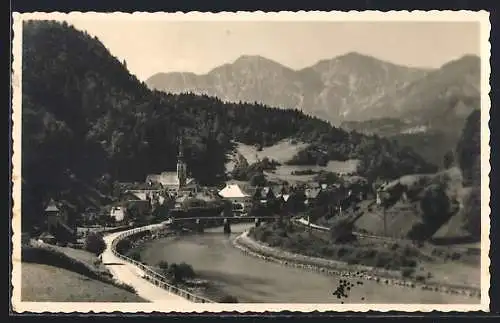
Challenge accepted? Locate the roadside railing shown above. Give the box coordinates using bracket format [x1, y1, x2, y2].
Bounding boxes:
[110, 224, 215, 303]
[292, 218, 406, 243]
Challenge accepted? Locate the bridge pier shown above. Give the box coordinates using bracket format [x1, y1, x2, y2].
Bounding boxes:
[254, 218, 261, 228]
[223, 218, 231, 234]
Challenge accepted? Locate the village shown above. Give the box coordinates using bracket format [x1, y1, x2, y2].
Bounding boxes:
[32, 138, 377, 247]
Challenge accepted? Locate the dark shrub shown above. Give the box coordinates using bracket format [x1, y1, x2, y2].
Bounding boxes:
[84, 232, 106, 255]
[462, 187, 481, 239]
[401, 257, 417, 268]
[415, 275, 426, 282]
[158, 260, 169, 271]
[336, 246, 349, 258]
[114, 282, 137, 294]
[401, 267, 415, 278]
[374, 253, 391, 268]
[419, 184, 451, 236]
[450, 252, 462, 261]
[177, 262, 195, 279]
[169, 262, 196, 282]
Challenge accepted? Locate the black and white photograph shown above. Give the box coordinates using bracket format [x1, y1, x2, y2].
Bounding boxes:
[10, 11, 490, 313]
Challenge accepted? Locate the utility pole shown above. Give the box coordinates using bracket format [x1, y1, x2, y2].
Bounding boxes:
[383, 206, 387, 236]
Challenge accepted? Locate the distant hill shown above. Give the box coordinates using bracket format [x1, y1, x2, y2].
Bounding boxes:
[146, 52, 430, 125]
[361, 55, 480, 123]
[338, 55, 480, 166]
[22, 20, 437, 232]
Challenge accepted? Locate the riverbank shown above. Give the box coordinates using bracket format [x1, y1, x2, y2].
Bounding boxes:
[233, 230, 480, 300]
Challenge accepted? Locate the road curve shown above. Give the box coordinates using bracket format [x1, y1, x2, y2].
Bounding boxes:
[101, 227, 191, 304]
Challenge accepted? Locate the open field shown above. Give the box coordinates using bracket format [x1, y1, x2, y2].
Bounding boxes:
[21, 263, 146, 302]
[226, 140, 359, 183]
[233, 140, 310, 165]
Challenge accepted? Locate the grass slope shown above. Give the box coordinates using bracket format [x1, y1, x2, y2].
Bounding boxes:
[21, 263, 146, 302]
[226, 139, 309, 171]
[354, 201, 423, 238]
[354, 168, 469, 240]
[226, 139, 359, 184]
[46, 244, 110, 274]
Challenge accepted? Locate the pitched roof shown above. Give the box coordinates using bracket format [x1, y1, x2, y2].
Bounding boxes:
[147, 172, 196, 187]
[218, 184, 250, 198]
[159, 172, 180, 186]
[131, 192, 148, 201]
[45, 199, 59, 212]
[276, 194, 291, 202]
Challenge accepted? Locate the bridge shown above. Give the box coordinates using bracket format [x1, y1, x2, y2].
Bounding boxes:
[170, 215, 278, 221]
[167, 215, 279, 234]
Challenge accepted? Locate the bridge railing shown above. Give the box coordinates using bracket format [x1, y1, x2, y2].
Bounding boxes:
[110, 225, 215, 303]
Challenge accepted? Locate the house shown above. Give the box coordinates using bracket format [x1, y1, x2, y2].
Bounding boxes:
[218, 183, 252, 214]
[110, 206, 125, 222]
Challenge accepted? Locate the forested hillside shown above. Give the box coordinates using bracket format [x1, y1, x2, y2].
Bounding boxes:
[456, 109, 481, 239]
[21, 20, 436, 230]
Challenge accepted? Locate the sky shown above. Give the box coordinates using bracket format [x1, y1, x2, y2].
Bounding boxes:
[57, 18, 480, 81]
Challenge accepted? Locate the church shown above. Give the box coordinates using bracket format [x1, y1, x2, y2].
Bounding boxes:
[146, 137, 197, 195]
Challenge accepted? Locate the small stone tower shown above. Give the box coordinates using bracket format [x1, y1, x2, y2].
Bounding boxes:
[45, 198, 60, 233]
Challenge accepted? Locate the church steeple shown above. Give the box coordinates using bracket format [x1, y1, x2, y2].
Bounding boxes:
[177, 136, 184, 159]
[176, 135, 187, 187]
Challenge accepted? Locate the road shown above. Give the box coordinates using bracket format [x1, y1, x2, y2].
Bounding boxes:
[101, 228, 191, 304]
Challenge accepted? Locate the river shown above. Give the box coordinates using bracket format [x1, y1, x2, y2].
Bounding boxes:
[139, 223, 478, 304]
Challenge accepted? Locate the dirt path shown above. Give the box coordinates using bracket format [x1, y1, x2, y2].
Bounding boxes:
[102, 229, 191, 304]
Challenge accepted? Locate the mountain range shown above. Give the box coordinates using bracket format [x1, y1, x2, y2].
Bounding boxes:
[146, 52, 480, 128]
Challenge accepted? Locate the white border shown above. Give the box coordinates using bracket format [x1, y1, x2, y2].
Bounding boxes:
[11, 10, 491, 313]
